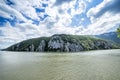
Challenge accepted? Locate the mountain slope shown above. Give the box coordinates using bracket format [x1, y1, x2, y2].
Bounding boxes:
[95, 32, 120, 46]
[3, 34, 118, 52]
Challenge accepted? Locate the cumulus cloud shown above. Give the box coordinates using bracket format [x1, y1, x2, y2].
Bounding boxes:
[9, 0, 40, 20]
[81, 13, 120, 35]
[0, 2, 27, 21]
[70, 0, 86, 16]
[0, 0, 49, 24]
[45, 0, 86, 30]
[85, 0, 120, 35]
[0, 21, 44, 48]
[0, 22, 24, 48]
[87, 0, 120, 20]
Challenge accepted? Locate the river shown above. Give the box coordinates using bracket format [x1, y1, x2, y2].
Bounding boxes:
[0, 49, 120, 80]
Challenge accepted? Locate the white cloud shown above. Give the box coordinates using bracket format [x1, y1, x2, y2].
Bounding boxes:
[0, 22, 25, 48]
[10, 0, 40, 20]
[0, 3, 27, 21]
[87, 0, 112, 22]
[44, 1, 74, 31]
[71, 0, 86, 16]
[0, 0, 49, 23]
[84, 0, 120, 35]
[44, 0, 86, 31]
[0, 21, 46, 48]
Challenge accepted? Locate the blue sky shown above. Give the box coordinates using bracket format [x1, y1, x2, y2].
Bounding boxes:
[0, 0, 120, 49]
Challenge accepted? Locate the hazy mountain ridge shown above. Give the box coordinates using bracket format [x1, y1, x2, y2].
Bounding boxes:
[3, 34, 119, 52]
[95, 32, 120, 46]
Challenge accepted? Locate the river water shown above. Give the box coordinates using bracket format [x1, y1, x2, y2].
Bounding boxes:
[0, 49, 120, 80]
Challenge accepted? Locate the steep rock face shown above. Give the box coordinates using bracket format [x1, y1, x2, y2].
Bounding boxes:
[4, 34, 118, 52]
[47, 35, 84, 52]
[30, 44, 34, 51]
[48, 35, 64, 51]
[36, 40, 46, 52]
[24, 44, 34, 51]
[94, 41, 112, 49]
[64, 42, 83, 52]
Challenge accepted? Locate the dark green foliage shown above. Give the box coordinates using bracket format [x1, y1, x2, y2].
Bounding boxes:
[5, 37, 50, 51]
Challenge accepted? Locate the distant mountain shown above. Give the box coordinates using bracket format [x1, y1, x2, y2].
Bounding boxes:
[95, 32, 120, 46]
[3, 34, 118, 52]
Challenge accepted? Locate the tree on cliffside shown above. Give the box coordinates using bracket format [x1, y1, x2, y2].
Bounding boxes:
[117, 25, 120, 38]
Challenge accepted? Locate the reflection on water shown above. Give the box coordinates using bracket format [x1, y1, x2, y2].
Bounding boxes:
[0, 49, 120, 80]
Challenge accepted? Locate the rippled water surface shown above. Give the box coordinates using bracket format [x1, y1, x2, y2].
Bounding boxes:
[0, 49, 120, 80]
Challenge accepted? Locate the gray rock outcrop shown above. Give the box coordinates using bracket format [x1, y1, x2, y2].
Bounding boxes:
[48, 35, 64, 51]
[36, 40, 46, 52]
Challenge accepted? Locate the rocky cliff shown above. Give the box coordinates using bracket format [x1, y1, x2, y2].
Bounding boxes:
[4, 34, 118, 52]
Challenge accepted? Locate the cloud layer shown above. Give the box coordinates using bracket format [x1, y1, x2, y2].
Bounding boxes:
[0, 0, 120, 48]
